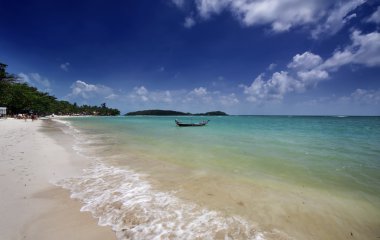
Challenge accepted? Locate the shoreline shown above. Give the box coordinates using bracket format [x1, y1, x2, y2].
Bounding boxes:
[2, 116, 379, 239]
[53, 116, 380, 240]
[0, 118, 115, 240]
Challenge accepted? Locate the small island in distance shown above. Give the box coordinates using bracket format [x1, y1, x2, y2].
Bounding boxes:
[125, 109, 228, 116]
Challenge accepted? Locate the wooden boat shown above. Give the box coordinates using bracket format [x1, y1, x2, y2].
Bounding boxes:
[175, 119, 209, 127]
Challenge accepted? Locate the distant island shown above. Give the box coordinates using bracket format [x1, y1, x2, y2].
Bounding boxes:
[125, 109, 228, 116]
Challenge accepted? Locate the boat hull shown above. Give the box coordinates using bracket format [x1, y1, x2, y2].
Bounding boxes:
[175, 120, 209, 127]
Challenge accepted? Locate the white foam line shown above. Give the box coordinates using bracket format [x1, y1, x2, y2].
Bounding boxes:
[52, 119, 104, 157]
[56, 163, 265, 240]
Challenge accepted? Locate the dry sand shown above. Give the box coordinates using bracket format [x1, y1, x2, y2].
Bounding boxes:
[0, 118, 115, 240]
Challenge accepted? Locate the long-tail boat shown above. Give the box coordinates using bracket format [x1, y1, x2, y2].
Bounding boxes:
[175, 119, 209, 127]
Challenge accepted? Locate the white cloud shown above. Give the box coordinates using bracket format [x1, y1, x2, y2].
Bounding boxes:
[320, 50, 354, 71]
[69, 80, 114, 99]
[126, 85, 239, 111]
[18, 73, 30, 83]
[322, 30, 380, 70]
[129, 86, 175, 103]
[288, 52, 323, 70]
[172, 0, 185, 8]
[367, 6, 380, 24]
[184, 16, 196, 28]
[196, 0, 320, 32]
[186, 87, 212, 103]
[135, 86, 148, 96]
[350, 88, 380, 104]
[349, 30, 380, 67]
[242, 72, 298, 103]
[196, 0, 230, 19]
[267, 63, 277, 71]
[30, 73, 50, 88]
[179, 0, 366, 37]
[105, 93, 119, 100]
[243, 49, 332, 103]
[311, 0, 365, 38]
[219, 93, 239, 106]
[151, 90, 173, 103]
[242, 52, 327, 103]
[131, 86, 149, 102]
[18, 72, 51, 92]
[297, 69, 329, 83]
[242, 30, 380, 104]
[191, 87, 208, 96]
[60, 62, 70, 71]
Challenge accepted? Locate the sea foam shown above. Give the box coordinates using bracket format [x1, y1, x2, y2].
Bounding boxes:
[56, 162, 264, 240]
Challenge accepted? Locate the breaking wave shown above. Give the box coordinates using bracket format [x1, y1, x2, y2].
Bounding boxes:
[56, 162, 264, 240]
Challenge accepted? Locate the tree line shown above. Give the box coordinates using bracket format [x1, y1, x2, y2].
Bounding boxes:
[0, 62, 120, 116]
[126, 109, 227, 116]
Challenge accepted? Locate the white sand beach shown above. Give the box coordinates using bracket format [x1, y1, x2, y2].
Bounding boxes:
[0, 118, 115, 240]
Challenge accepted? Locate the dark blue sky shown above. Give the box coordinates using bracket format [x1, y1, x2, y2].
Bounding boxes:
[1, 0, 379, 115]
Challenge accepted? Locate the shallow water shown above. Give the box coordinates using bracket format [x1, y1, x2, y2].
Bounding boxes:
[53, 116, 380, 239]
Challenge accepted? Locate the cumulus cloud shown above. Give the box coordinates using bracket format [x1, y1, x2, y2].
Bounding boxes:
[242, 72, 299, 103]
[287, 52, 323, 70]
[288, 52, 329, 83]
[296, 69, 328, 83]
[367, 6, 380, 24]
[131, 86, 149, 102]
[69, 80, 114, 99]
[321, 30, 380, 70]
[242, 30, 380, 104]
[184, 16, 196, 28]
[242, 51, 329, 103]
[60, 62, 70, 71]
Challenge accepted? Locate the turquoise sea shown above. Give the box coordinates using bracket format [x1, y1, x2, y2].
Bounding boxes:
[54, 116, 380, 239]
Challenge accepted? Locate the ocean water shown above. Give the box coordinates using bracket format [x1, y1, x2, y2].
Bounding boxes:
[53, 116, 380, 239]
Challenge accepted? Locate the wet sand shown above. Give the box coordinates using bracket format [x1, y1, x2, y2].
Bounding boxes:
[0, 118, 115, 240]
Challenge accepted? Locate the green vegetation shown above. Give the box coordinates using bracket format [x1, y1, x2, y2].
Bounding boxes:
[126, 109, 228, 116]
[0, 62, 120, 116]
[193, 111, 228, 116]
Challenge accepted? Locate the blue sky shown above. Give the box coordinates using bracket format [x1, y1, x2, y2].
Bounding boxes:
[1, 0, 379, 115]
